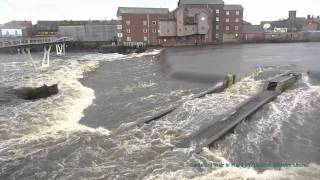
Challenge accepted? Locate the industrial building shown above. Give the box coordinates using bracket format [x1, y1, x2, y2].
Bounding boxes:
[117, 0, 244, 46]
[58, 20, 119, 42]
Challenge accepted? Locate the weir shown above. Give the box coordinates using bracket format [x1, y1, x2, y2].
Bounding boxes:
[114, 74, 236, 134]
[175, 71, 302, 153]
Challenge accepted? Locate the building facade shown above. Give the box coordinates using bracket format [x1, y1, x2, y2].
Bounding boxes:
[118, 0, 244, 46]
[222, 5, 243, 42]
[58, 20, 119, 42]
[117, 7, 169, 47]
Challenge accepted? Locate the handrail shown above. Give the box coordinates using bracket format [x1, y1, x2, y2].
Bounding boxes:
[0, 36, 72, 48]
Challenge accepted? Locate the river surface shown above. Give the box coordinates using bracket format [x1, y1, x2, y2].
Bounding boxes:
[0, 43, 320, 179]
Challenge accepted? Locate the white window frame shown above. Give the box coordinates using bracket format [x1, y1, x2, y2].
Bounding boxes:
[126, 20, 131, 26]
[226, 26, 230, 31]
[152, 21, 157, 25]
[143, 20, 147, 26]
[235, 18, 239, 23]
[226, 18, 230, 23]
[126, 29, 131, 34]
[216, 9, 220, 14]
[117, 25, 122, 30]
[216, 33, 219, 38]
[127, 36, 131, 41]
[216, 17, 220, 22]
[152, 29, 157, 33]
[236, 11, 240, 15]
[235, 26, 239, 31]
[143, 29, 148, 33]
[226, 11, 230, 16]
[216, 25, 219, 30]
[117, 33, 123, 37]
[144, 36, 148, 41]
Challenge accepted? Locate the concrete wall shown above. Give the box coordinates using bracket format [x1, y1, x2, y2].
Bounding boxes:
[58, 26, 85, 41]
[84, 25, 117, 42]
[159, 21, 177, 36]
[58, 24, 117, 42]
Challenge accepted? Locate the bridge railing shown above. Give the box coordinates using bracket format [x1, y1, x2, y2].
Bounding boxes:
[0, 36, 72, 48]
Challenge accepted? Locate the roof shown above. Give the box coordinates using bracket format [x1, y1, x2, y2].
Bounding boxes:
[187, 8, 212, 17]
[179, 0, 224, 5]
[224, 4, 243, 10]
[242, 25, 264, 33]
[117, 7, 169, 15]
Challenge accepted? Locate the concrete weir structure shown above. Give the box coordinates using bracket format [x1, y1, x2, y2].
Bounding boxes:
[176, 71, 302, 153]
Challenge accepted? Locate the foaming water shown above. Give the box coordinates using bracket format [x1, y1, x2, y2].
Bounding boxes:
[1, 47, 320, 179]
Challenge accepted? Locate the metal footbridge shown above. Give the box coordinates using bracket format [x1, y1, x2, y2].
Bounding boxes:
[0, 36, 72, 67]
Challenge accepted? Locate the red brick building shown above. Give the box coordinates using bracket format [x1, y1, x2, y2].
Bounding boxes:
[222, 5, 244, 42]
[303, 15, 320, 31]
[117, 0, 244, 46]
[117, 7, 169, 47]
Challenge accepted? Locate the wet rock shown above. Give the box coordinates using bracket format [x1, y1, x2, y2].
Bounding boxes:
[15, 84, 59, 100]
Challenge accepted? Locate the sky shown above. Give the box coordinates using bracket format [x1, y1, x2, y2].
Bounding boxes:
[1, 0, 319, 24]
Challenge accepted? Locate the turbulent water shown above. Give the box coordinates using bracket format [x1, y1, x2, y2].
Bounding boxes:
[0, 43, 320, 180]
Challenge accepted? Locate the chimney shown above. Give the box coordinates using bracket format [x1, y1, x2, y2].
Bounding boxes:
[289, 10, 297, 22]
[307, 15, 311, 19]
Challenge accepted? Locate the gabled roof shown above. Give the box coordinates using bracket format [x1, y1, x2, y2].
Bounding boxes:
[187, 8, 213, 17]
[117, 7, 169, 15]
[243, 25, 264, 33]
[179, 0, 224, 5]
[224, 4, 243, 11]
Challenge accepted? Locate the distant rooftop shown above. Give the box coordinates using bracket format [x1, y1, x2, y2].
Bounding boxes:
[179, 0, 224, 5]
[224, 4, 244, 11]
[243, 25, 264, 33]
[117, 7, 169, 15]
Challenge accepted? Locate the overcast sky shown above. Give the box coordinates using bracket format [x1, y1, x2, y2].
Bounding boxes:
[1, 0, 319, 24]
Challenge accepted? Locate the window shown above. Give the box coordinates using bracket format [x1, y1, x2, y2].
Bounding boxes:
[126, 20, 131, 26]
[143, 20, 147, 26]
[216, 9, 220, 14]
[226, 11, 230, 16]
[226, 18, 229, 23]
[143, 29, 148, 33]
[144, 36, 148, 41]
[152, 21, 157, 25]
[216, 33, 219, 38]
[216, 25, 220, 30]
[152, 29, 157, 33]
[236, 11, 240, 15]
[235, 26, 239, 31]
[118, 16, 122, 20]
[117, 25, 122, 30]
[15, 30, 18, 35]
[167, 29, 170, 33]
[117, 33, 123, 37]
[235, 18, 239, 23]
[216, 17, 220, 21]
[127, 36, 131, 41]
[201, 17, 205, 21]
[126, 29, 131, 33]
[226, 26, 229, 31]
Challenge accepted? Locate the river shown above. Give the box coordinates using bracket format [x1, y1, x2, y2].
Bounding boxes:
[0, 43, 320, 179]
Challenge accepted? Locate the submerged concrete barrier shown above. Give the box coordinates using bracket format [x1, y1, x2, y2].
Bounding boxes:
[175, 71, 301, 153]
[114, 74, 236, 135]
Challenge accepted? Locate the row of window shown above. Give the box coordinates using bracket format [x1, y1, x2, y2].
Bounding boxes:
[225, 18, 240, 23]
[126, 29, 158, 34]
[126, 20, 157, 26]
[225, 25, 239, 31]
[215, 9, 240, 16]
[215, 17, 240, 22]
[126, 36, 148, 42]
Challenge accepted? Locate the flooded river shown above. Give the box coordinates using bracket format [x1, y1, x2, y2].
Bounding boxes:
[0, 43, 320, 179]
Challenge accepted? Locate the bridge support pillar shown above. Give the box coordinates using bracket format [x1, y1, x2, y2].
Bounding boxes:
[56, 43, 66, 56]
[21, 48, 37, 69]
[42, 45, 52, 67]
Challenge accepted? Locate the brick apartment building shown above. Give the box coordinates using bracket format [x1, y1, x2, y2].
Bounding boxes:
[117, 0, 244, 46]
[117, 7, 169, 47]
